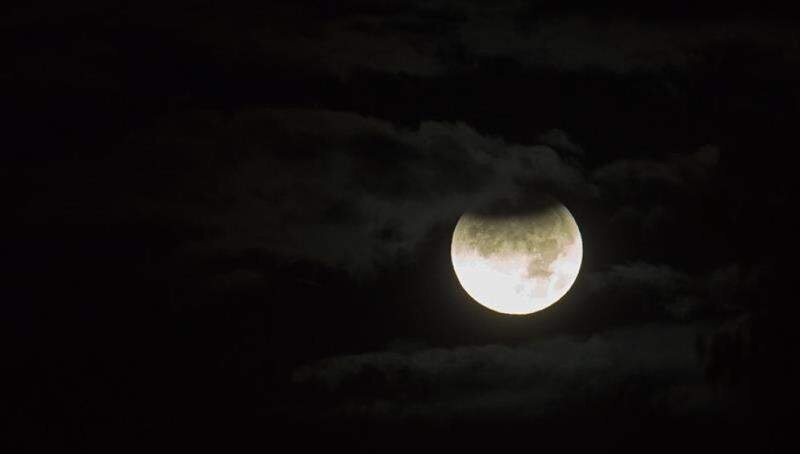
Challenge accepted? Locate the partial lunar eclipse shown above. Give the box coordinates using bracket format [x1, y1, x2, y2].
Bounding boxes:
[451, 198, 582, 315]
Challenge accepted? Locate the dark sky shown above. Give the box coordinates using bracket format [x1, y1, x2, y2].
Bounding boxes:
[4, 1, 799, 451]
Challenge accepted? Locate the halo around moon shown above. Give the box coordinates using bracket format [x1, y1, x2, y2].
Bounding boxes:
[450, 198, 582, 315]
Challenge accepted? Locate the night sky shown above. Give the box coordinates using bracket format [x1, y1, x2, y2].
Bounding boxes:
[5, 1, 799, 451]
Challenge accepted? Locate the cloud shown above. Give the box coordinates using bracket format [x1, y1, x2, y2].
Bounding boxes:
[128, 109, 593, 274]
[259, 20, 448, 78]
[589, 146, 726, 257]
[538, 128, 584, 157]
[291, 322, 717, 422]
[581, 261, 753, 321]
[22, 108, 592, 275]
[584, 263, 692, 319]
[249, 2, 798, 76]
[458, 14, 795, 73]
[588, 262, 690, 292]
[593, 145, 719, 197]
[10, 1, 795, 83]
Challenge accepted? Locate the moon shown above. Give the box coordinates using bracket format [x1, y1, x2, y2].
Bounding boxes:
[450, 198, 582, 315]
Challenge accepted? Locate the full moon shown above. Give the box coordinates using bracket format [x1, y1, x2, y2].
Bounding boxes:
[450, 198, 582, 315]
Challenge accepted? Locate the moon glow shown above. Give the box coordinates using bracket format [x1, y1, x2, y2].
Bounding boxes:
[451, 199, 582, 315]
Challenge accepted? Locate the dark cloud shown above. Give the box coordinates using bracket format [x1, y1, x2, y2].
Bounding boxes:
[538, 128, 585, 157]
[460, 15, 797, 73]
[584, 262, 691, 318]
[23, 108, 592, 275]
[251, 2, 799, 76]
[7, 0, 797, 91]
[256, 11, 450, 78]
[583, 261, 748, 321]
[584, 145, 735, 270]
[593, 145, 719, 196]
[292, 322, 729, 422]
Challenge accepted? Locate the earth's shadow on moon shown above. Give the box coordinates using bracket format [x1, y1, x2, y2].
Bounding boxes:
[468, 193, 561, 219]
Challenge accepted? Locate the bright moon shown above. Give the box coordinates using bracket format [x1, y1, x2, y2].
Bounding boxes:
[450, 199, 582, 315]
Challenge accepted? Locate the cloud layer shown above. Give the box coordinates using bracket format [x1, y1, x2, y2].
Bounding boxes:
[50, 108, 591, 274]
[292, 322, 724, 422]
